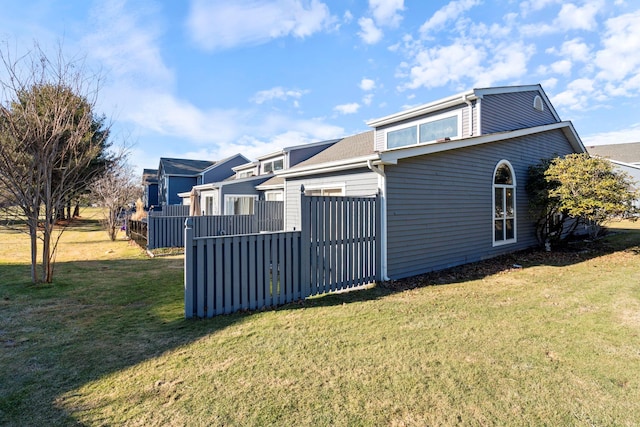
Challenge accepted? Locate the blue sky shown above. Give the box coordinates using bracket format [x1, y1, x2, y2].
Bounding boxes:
[2, 0, 639, 175]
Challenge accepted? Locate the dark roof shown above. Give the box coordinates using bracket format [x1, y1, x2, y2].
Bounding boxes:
[159, 158, 215, 176]
[142, 169, 158, 184]
[587, 143, 640, 164]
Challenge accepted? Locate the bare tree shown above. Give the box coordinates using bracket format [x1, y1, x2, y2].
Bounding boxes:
[0, 42, 112, 283]
[90, 159, 141, 241]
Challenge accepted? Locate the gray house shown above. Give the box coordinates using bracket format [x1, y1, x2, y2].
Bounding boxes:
[181, 139, 341, 215]
[587, 142, 640, 208]
[278, 84, 586, 280]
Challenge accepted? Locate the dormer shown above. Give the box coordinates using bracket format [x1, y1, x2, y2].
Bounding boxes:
[368, 84, 560, 153]
[232, 161, 259, 179]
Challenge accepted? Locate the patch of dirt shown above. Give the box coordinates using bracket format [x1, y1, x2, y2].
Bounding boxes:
[381, 239, 617, 292]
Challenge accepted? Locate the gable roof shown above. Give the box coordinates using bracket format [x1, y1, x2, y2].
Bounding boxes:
[159, 158, 215, 176]
[201, 153, 249, 174]
[587, 142, 640, 164]
[256, 138, 341, 161]
[367, 84, 560, 128]
[142, 169, 158, 185]
[276, 131, 377, 178]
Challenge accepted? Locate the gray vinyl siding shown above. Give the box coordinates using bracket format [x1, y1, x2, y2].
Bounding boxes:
[219, 178, 269, 214]
[168, 176, 198, 205]
[202, 155, 246, 184]
[374, 103, 476, 151]
[284, 168, 379, 230]
[480, 91, 558, 134]
[385, 128, 577, 280]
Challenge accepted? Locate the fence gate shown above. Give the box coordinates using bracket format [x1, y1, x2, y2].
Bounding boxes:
[185, 192, 380, 318]
[300, 192, 381, 296]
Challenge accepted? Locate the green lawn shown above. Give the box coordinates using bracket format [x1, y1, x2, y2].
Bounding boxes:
[1, 210, 639, 426]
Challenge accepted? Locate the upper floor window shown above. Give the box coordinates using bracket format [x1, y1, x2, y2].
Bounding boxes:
[262, 158, 284, 174]
[386, 112, 460, 149]
[237, 170, 254, 179]
[493, 161, 516, 246]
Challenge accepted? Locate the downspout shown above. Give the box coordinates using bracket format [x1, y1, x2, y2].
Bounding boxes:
[463, 94, 474, 137]
[367, 159, 390, 281]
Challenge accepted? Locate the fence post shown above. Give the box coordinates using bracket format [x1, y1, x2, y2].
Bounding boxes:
[375, 191, 382, 283]
[184, 217, 194, 318]
[299, 186, 311, 298]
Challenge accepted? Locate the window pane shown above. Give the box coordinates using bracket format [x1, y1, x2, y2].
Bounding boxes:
[273, 159, 284, 171]
[387, 126, 417, 148]
[495, 220, 503, 241]
[506, 219, 514, 240]
[495, 188, 503, 217]
[494, 164, 512, 184]
[505, 189, 514, 217]
[419, 116, 458, 143]
[263, 162, 273, 173]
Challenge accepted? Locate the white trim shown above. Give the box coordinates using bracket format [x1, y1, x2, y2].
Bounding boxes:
[367, 90, 475, 127]
[492, 160, 517, 247]
[261, 156, 284, 174]
[302, 183, 346, 196]
[380, 121, 585, 165]
[384, 110, 462, 150]
[277, 154, 380, 178]
[264, 190, 284, 201]
[223, 194, 258, 215]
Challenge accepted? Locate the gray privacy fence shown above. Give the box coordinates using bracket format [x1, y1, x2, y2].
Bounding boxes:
[127, 201, 284, 249]
[149, 205, 190, 217]
[184, 193, 381, 318]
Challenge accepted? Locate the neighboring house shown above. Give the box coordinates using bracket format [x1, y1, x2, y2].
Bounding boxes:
[142, 169, 158, 209]
[157, 158, 215, 205]
[278, 84, 586, 280]
[587, 142, 640, 208]
[180, 138, 341, 214]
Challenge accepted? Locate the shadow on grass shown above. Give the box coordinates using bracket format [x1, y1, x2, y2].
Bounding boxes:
[0, 256, 247, 425]
[1, 223, 639, 425]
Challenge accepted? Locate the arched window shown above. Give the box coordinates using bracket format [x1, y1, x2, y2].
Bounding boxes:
[493, 161, 516, 245]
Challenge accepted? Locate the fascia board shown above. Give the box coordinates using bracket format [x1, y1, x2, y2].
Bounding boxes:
[367, 91, 474, 128]
[277, 154, 380, 178]
[379, 122, 579, 164]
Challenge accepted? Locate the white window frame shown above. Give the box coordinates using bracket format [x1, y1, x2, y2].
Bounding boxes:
[261, 157, 284, 174]
[385, 110, 462, 150]
[237, 170, 254, 179]
[265, 190, 284, 201]
[303, 183, 346, 196]
[492, 160, 517, 246]
[224, 194, 258, 215]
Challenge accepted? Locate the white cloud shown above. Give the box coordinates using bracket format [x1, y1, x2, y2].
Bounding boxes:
[521, 0, 604, 36]
[83, 0, 172, 85]
[360, 78, 376, 91]
[399, 40, 533, 90]
[420, 0, 481, 36]
[555, 1, 602, 31]
[334, 102, 360, 114]
[582, 123, 640, 146]
[251, 87, 309, 104]
[186, 0, 336, 51]
[550, 78, 596, 110]
[550, 59, 573, 75]
[368, 0, 404, 28]
[594, 11, 640, 86]
[358, 17, 383, 44]
[356, 0, 404, 44]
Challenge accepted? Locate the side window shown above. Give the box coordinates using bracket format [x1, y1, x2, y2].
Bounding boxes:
[493, 161, 516, 245]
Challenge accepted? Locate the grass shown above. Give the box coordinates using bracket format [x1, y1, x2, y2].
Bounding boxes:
[1, 210, 640, 425]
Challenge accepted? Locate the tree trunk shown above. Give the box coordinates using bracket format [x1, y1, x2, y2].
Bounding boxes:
[73, 203, 80, 217]
[28, 216, 39, 283]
